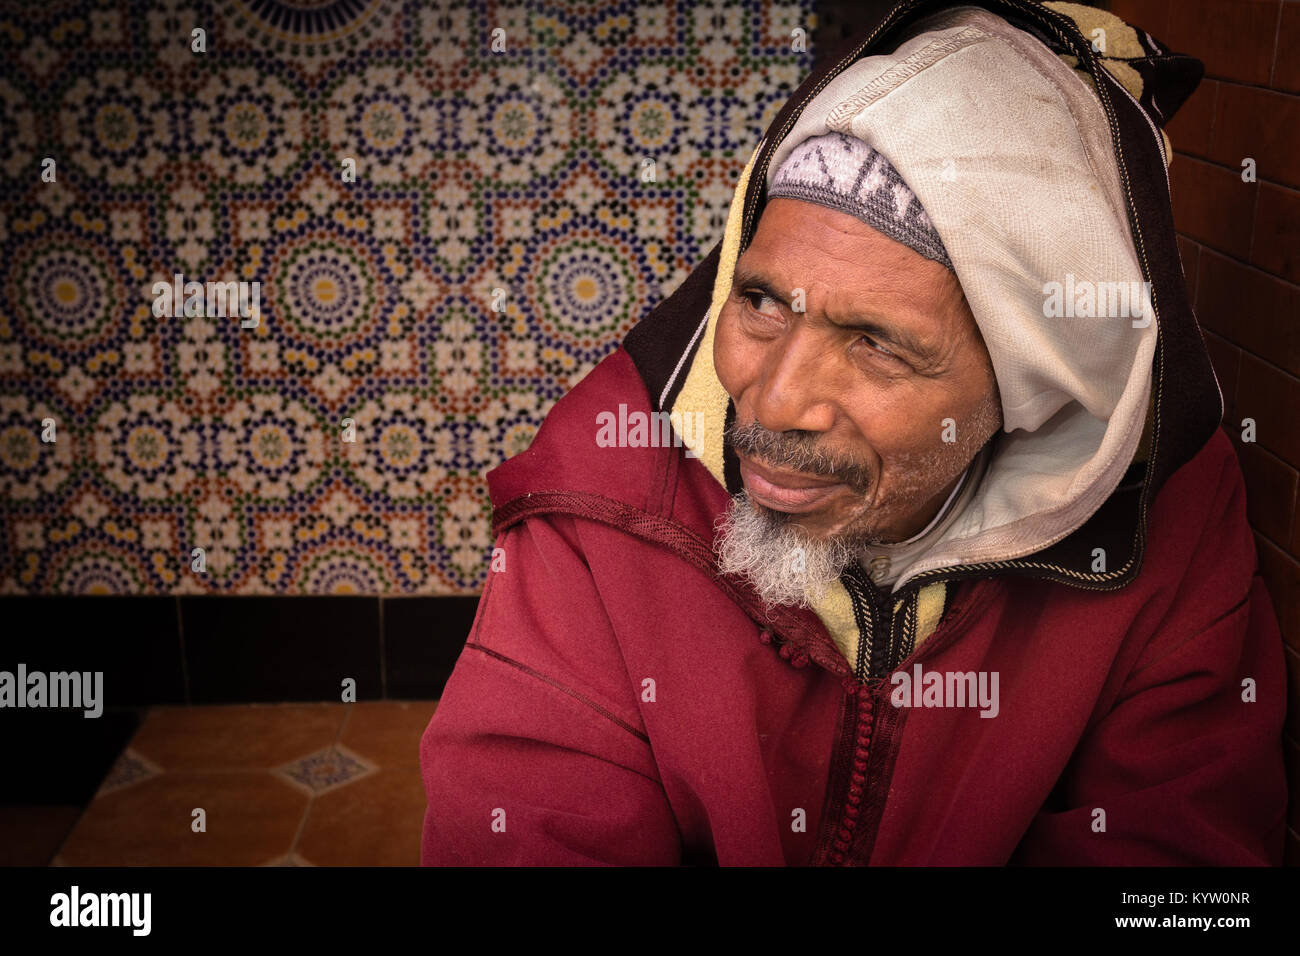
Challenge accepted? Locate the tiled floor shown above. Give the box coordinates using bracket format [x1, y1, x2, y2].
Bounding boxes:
[20, 701, 438, 866]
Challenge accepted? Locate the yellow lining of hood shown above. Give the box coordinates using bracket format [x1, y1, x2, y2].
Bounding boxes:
[1042, 2, 1145, 60]
[671, 140, 760, 483]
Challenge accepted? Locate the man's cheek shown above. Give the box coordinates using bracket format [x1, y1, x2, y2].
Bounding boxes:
[713, 313, 736, 381]
[714, 314, 758, 395]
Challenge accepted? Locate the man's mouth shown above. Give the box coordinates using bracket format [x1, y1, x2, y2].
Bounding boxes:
[736, 453, 848, 514]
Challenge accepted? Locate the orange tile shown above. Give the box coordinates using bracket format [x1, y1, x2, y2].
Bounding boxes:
[58, 772, 308, 866]
[296, 770, 426, 866]
[130, 703, 347, 771]
[261, 851, 314, 866]
[0, 806, 83, 866]
[338, 700, 438, 770]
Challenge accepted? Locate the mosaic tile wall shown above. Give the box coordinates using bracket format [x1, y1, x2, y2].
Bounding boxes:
[0, 0, 814, 594]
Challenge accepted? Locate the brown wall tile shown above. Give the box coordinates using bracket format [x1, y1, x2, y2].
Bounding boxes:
[1236, 353, 1300, 469]
[1166, 78, 1217, 159]
[1208, 84, 1300, 190]
[1256, 532, 1300, 652]
[1293, 491, 1300, 558]
[1203, 330, 1241, 423]
[1275, 1, 1300, 93]
[1195, 248, 1300, 377]
[1159, 0, 1281, 86]
[1285, 733, 1300, 834]
[1250, 182, 1300, 283]
[1170, 155, 1258, 258]
[1176, 234, 1201, 298]
[1103, 0, 1171, 35]
[1237, 440, 1298, 545]
[1286, 644, 1300, 740]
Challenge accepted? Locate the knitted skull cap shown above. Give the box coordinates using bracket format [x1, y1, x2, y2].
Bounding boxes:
[767, 131, 953, 272]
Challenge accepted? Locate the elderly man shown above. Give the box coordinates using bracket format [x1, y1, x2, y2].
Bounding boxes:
[420, 1, 1287, 865]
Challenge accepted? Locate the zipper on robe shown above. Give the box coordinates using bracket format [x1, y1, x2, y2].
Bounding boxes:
[841, 562, 918, 683]
[813, 567, 925, 864]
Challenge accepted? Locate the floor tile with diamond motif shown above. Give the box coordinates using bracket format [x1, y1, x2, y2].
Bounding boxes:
[273, 744, 377, 796]
[95, 748, 163, 798]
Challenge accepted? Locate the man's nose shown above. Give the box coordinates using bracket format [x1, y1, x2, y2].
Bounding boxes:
[751, 328, 837, 436]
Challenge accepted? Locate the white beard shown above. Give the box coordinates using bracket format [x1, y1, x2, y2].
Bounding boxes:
[714, 491, 864, 609]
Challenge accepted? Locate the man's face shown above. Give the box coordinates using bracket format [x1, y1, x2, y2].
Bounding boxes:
[712, 197, 1002, 605]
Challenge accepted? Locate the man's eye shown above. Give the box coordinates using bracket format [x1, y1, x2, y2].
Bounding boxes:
[738, 291, 902, 364]
[741, 291, 779, 316]
[858, 334, 897, 358]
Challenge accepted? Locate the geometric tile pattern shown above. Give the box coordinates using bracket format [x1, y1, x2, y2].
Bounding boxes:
[0, 0, 815, 594]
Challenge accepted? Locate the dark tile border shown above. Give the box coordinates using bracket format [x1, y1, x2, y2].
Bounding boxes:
[0, 707, 142, 805]
[0, 597, 184, 706]
[0, 594, 481, 706]
[179, 596, 383, 704]
[0, 594, 478, 803]
[381, 596, 479, 699]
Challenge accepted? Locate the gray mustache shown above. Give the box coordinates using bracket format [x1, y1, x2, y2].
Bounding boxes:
[726, 420, 872, 494]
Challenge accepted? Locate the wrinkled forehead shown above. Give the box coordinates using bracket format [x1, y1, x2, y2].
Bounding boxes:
[743, 197, 974, 323]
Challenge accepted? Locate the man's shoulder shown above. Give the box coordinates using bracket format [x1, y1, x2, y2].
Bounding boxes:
[486, 346, 705, 521]
[1148, 425, 1252, 550]
[1133, 424, 1260, 624]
